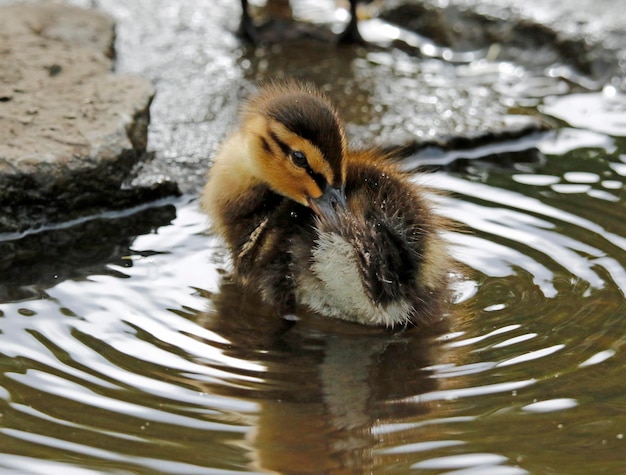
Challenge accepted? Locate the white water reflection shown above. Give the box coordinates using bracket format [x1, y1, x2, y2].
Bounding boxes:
[541, 90, 626, 137]
[537, 128, 616, 155]
[522, 398, 578, 413]
[429, 171, 626, 296]
[497, 344, 565, 368]
[579, 349, 616, 367]
[411, 453, 511, 470]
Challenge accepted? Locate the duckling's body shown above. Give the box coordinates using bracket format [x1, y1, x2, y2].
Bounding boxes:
[202, 81, 450, 327]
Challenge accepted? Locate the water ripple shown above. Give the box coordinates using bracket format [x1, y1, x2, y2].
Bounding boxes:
[2, 98, 626, 474]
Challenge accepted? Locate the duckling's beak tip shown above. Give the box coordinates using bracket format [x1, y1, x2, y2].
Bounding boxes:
[309, 185, 347, 223]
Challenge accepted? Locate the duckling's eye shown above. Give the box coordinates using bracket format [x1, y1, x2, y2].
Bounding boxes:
[290, 151, 308, 168]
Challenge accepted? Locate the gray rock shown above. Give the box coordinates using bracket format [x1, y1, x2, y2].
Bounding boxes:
[0, 3, 177, 234]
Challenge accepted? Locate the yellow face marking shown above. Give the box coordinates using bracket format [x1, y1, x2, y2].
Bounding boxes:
[245, 117, 339, 206]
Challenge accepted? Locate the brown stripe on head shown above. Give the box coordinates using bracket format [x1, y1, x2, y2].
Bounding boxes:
[251, 82, 347, 188]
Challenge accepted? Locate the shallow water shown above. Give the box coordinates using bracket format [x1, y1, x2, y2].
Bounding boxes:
[2, 98, 625, 473]
[2, 0, 626, 473]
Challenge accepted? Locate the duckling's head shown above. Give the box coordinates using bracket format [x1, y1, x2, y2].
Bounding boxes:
[241, 82, 347, 219]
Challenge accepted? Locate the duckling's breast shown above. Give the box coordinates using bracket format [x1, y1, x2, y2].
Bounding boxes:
[296, 229, 414, 327]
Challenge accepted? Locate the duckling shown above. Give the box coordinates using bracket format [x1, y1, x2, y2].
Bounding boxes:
[201, 81, 450, 327]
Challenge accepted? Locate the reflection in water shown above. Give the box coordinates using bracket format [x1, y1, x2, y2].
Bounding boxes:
[541, 89, 626, 138]
[191, 278, 459, 473]
[0, 202, 177, 302]
[0, 129, 625, 473]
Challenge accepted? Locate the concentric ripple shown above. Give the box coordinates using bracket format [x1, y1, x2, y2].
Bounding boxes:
[2, 118, 626, 473]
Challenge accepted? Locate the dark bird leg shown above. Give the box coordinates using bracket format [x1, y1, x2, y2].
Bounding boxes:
[337, 0, 365, 44]
[238, 0, 259, 43]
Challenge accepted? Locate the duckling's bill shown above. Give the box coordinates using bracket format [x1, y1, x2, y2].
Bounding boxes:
[308, 184, 347, 223]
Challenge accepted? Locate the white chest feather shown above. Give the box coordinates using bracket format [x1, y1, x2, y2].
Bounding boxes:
[297, 232, 412, 327]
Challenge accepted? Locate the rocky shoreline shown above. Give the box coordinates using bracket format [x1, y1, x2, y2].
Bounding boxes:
[0, 0, 623, 235]
[0, 3, 178, 233]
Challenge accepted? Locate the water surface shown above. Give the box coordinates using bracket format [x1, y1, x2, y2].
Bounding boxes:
[1, 0, 626, 473]
[2, 109, 625, 473]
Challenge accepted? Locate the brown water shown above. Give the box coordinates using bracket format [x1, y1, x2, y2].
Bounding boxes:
[2, 105, 625, 473]
[2, 0, 626, 473]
